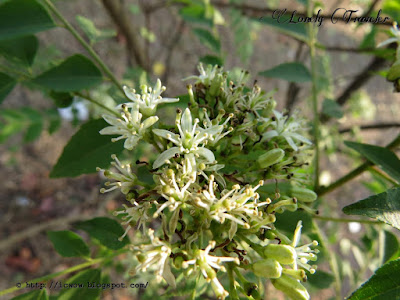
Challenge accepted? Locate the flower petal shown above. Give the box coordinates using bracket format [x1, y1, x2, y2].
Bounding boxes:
[123, 85, 139, 101]
[153, 147, 180, 169]
[124, 135, 140, 150]
[153, 129, 176, 140]
[196, 147, 215, 163]
[142, 116, 159, 129]
[181, 108, 193, 133]
[99, 126, 121, 135]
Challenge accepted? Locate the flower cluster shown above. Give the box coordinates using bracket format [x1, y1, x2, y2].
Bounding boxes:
[99, 65, 317, 300]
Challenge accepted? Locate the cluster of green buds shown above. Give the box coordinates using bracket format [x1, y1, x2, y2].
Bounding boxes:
[98, 64, 318, 300]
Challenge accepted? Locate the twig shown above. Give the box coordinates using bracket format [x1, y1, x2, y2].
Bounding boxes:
[312, 215, 382, 223]
[0, 214, 94, 252]
[285, 41, 305, 112]
[316, 134, 400, 196]
[162, 20, 186, 86]
[75, 92, 119, 117]
[101, 0, 148, 71]
[339, 122, 400, 133]
[43, 0, 124, 94]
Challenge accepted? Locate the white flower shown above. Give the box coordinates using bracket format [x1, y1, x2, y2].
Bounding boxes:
[97, 154, 137, 194]
[123, 79, 179, 116]
[291, 221, 319, 274]
[114, 200, 152, 238]
[201, 108, 233, 145]
[182, 241, 239, 300]
[238, 85, 275, 113]
[184, 63, 222, 85]
[133, 229, 175, 288]
[100, 103, 158, 150]
[378, 22, 400, 48]
[152, 108, 220, 168]
[262, 110, 311, 151]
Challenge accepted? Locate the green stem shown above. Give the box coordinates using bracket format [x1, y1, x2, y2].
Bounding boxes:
[237, 234, 263, 257]
[312, 215, 382, 224]
[74, 92, 119, 117]
[317, 134, 400, 196]
[369, 166, 399, 186]
[0, 249, 127, 297]
[227, 264, 239, 300]
[307, 1, 320, 190]
[43, 0, 124, 94]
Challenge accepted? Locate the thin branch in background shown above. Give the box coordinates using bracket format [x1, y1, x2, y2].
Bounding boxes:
[363, 0, 381, 17]
[339, 122, 400, 133]
[101, 0, 148, 71]
[323, 46, 375, 52]
[316, 134, 400, 196]
[162, 20, 186, 86]
[139, 0, 151, 69]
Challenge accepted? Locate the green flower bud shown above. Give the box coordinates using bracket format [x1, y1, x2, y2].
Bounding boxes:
[257, 148, 285, 169]
[264, 244, 296, 265]
[173, 256, 184, 269]
[252, 258, 282, 278]
[271, 274, 310, 300]
[289, 186, 317, 203]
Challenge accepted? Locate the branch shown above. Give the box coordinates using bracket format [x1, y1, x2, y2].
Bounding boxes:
[339, 122, 400, 133]
[286, 41, 305, 112]
[162, 20, 186, 86]
[316, 134, 400, 196]
[101, 0, 148, 71]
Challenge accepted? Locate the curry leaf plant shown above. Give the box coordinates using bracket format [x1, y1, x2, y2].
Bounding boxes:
[98, 64, 318, 300]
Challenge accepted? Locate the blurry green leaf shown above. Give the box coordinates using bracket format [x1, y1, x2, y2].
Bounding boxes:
[75, 217, 129, 250]
[11, 289, 48, 300]
[58, 269, 101, 300]
[259, 62, 311, 83]
[32, 54, 103, 92]
[347, 258, 400, 299]
[0, 72, 17, 104]
[20, 107, 42, 142]
[387, 62, 400, 82]
[49, 91, 74, 108]
[254, 15, 308, 42]
[383, 230, 399, 263]
[129, 4, 140, 15]
[273, 210, 313, 237]
[140, 27, 156, 43]
[179, 4, 212, 27]
[76, 15, 116, 44]
[49, 119, 124, 178]
[345, 141, 400, 183]
[307, 270, 335, 289]
[0, 35, 38, 66]
[47, 109, 61, 135]
[383, 0, 400, 21]
[230, 9, 254, 63]
[0, 0, 55, 40]
[47, 230, 90, 258]
[343, 188, 400, 230]
[322, 99, 343, 119]
[192, 28, 220, 53]
[199, 55, 223, 66]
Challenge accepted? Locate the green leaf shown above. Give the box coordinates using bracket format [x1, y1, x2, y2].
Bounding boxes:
[75, 217, 129, 250]
[47, 109, 62, 135]
[383, 230, 399, 263]
[0, 35, 38, 66]
[360, 26, 377, 49]
[0, 0, 55, 40]
[199, 55, 223, 66]
[0, 72, 16, 104]
[49, 119, 124, 178]
[343, 188, 400, 230]
[47, 230, 90, 258]
[192, 28, 220, 53]
[49, 91, 74, 108]
[322, 99, 343, 119]
[307, 270, 335, 289]
[32, 54, 103, 92]
[179, 4, 212, 27]
[383, 0, 400, 21]
[254, 15, 308, 42]
[387, 62, 400, 82]
[347, 258, 400, 299]
[58, 269, 101, 300]
[11, 289, 48, 300]
[345, 141, 400, 183]
[259, 62, 311, 83]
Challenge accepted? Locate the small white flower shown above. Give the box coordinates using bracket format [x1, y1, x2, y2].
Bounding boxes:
[133, 228, 175, 288]
[184, 63, 222, 85]
[114, 200, 152, 237]
[262, 110, 311, 151]
[201, 108, 233, 145]
[183, 241, 239, 300]
[238, 85, 275, 113]
[97, 154, 137, 194]
[100, 103, 158, 150]
[123, 79, 179, 116]
[152, 108, 219, 168]
[378, 22, 400, 48]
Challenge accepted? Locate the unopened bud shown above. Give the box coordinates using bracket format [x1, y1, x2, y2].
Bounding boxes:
[257, 148, 285, 169]
[289, 186, 317, 203]
[252, 258, 282, 278]
[264, 244, 296, 265]
[271, 274, 310, 300]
